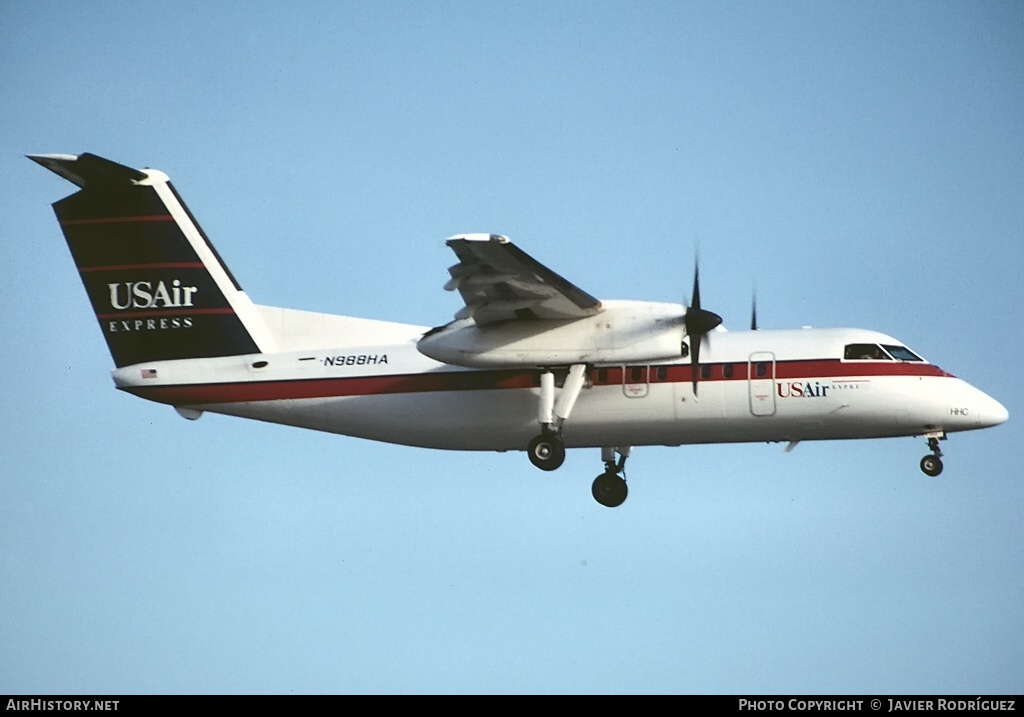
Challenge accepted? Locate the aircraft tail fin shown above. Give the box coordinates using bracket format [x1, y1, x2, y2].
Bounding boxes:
[30, 153, 273, 367]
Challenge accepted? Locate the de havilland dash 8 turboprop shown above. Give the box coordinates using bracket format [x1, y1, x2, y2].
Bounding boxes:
[31, 152, 1008, 507]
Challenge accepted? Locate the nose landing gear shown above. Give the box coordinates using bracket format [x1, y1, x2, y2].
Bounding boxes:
[920, 433, 945, 477]
[592, 447, 630, 508]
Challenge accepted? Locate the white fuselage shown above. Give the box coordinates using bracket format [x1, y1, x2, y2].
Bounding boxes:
[30, 151, 1007, 503]
[111, 321, 1008, 452]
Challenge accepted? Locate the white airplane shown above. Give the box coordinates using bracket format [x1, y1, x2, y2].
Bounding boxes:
[31, 152, 1008, 507]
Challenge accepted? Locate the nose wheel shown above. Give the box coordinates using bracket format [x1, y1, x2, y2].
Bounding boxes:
[592, 471, 628, 507]
[919, 434, 944, 477]
[592, 446, 630, 508]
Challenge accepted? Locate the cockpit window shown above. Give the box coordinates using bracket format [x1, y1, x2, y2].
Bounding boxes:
[882, 344, 924, 362]
[844, 343, 892, 360]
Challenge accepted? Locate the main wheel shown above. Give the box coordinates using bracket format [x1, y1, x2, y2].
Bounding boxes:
[592, 471, 628, 508]
[920, 454, 943, 477]
[527, 433, 565, 471]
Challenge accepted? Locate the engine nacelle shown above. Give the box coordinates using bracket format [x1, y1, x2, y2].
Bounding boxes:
[417, 300, 687, 368]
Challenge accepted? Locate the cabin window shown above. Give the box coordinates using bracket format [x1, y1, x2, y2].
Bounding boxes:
[882, 344, 924, 362]
[755, 361, 768, 378]
[654, 366, 668, 382]
[700, 365, 712, 379]
[722, 363, 734, 379]
[628, 366, 646, 383]
[844, 343, 892, 360]
[595, 367, 609, 384]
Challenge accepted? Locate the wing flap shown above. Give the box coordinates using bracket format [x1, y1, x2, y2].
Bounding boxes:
[444, 234, 602, 325]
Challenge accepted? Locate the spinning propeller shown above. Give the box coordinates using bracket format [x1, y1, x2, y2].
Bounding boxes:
[683, 261, 723, 396]
[750, 287, 758, 331]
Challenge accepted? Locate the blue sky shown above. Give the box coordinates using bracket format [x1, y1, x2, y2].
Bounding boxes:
[2, 1, 1022, 694]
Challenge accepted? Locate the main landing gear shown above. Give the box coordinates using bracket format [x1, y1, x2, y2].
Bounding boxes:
[919, 433, 945, 477]
[527, 364, 587, 472]
[527, 430, 565, 471]
[525, 365, 627, 507]
[592, 447, 630, 508]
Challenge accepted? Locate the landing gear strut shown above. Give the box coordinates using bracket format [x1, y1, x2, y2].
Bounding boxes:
[526, 364, 587, 473]
[592, 447, 630, 508]
[920, 433, 945, 477]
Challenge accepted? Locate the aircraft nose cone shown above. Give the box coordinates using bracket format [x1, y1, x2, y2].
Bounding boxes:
[944, 381, 1008, 432]
[976, 393, 1009, 428]
[983, 397, 1007, 426]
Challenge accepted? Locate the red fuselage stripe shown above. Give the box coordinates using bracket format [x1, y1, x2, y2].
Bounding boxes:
[60, 215, 175, 225]
[96, 308, 237, 320]
[124, 359, 952, 406]
[80, 262, 206, 273]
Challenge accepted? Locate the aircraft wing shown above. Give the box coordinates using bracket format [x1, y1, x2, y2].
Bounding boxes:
[443, 234, 602, 325]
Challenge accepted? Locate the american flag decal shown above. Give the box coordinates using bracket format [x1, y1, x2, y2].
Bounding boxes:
[140, 369, 158, 379]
